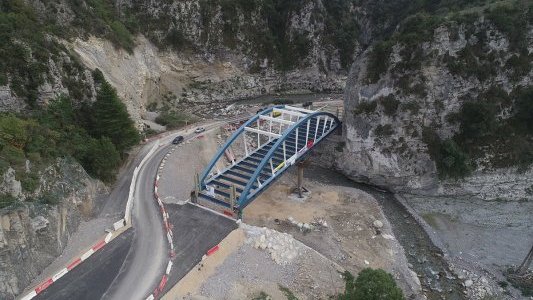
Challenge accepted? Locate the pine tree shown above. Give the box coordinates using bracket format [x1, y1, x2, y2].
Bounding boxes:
[91, 82, 139, 153]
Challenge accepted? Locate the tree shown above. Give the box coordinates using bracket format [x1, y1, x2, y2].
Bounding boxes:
[85, 137, 121, 183]
[91, 82, 139, 153]
[338, 269, 404, 300]
[514, 87, 533, 134]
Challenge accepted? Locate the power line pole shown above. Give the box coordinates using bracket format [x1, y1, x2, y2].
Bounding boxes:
[516, 243, 533, 275]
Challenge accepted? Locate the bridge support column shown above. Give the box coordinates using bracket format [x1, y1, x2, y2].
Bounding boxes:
[192, 173, 200, 203]
[293, 161, 309, 198]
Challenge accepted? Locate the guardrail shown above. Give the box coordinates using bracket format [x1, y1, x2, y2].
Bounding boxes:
[125, 140, 160, 225]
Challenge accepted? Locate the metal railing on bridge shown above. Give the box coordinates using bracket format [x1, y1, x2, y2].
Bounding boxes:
[193, 105, 341, 218]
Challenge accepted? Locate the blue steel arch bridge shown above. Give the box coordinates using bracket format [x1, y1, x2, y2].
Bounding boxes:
[193, 105, 341, 219]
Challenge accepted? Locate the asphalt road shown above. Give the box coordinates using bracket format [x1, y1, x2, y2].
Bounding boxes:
[33, 229, 134, 300]
[28, 118, 247, 300]
[163, 203, 237, 295]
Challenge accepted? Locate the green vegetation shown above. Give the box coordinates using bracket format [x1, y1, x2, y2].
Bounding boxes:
[401, 100, 421, 114]
[91, 80, 140, 153]
[486, 2, 531, 51]
[443, 86, 533, 172]
[322, 0, 360, 68]
[278, 285, 298, 300]
[198, 0, 312, 71]
[66, 0, 135, 52]
[252, 291, 271, 300]
[379, 95, 400, 116]
[155, 111, 193, 129]
[0, 70, 139, 192]
[354, 100, 377, 115]
[337, 269, 404, 300]
[0, 193, 17, 209]
[423, 127, 472, 179]
[366, 41, 393, 83]
[271, 99, 294, 105]
[364, 0, 532, 83]
[375, 124, 394, 137]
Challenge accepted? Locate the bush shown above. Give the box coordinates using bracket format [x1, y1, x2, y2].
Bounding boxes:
[513, 86, 533, 134]
[423, 127, 472, 179]
[91, 82, 140, 153]
[375, 124, 394, 137]
[366, 41, 393, 83]
[354, 100, 377, 115]
[272, 99, 294, 105]
[85, 137, 121, 183]
[109, 21, 134, 52]
[0, 193, 17, 209]
[155, 111, 192, 129]
[486, 3, 530, 51]
[456, 101, 498, 141]
[20, 172, 39, 192]
[379, 95, 400, 116]
[401, 101, 421, 114]
[39, 192, 59, 205]
[323, 0, 360, 68]
[338, 269, 404, 300]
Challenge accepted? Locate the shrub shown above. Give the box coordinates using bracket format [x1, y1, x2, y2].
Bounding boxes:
[423, 127, 472, 179]
[379, 95, 400, 116]
[272, 99, 294, 105]
[375, 124, 394, 137]
[366, 41, 393, 83]
[486, 3, 530, 51]
[513, 86, 533, 134]
[0, 145, 26, 166]
[20, 172, 39, 192]
[0, 193, 17, 209]
[354, 100, 377, 115]
[506, 54, 532, 81]
[323, 0, 360, 68]
[337, 269, 404, 300]
[39, 192, 59, 205]
[85, 137, 121, 183]
[401, 101, 421, 114]
[456, 101, 497, 141]
[155, 111, 192, 129]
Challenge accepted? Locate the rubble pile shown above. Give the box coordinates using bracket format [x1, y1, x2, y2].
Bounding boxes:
[287, 216, 328, 233]
[245, 226, 302, 266]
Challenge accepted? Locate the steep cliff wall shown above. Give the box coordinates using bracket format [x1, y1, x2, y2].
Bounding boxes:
[338, 3, 533, 200]
[71, 36, 347, 123]
[0, 159, 105, 299]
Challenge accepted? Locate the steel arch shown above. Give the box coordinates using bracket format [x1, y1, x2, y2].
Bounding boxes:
[236, 111, 339, 208]
[199, 105, 283, 189]
[196, 105, 340, 217]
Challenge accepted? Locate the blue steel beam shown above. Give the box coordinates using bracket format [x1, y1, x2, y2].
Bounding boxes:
[199, 105, 283, 189]
[237, 112, 340, 208]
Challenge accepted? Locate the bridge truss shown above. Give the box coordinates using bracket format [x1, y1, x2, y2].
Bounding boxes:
[194, 105, 340, 218]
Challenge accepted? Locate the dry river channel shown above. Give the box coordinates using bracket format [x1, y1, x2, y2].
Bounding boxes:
[306, 165, 466, 300]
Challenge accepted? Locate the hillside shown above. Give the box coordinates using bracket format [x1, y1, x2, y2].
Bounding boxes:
[338, 0, 532, 199]
[0, 0, 531, 299]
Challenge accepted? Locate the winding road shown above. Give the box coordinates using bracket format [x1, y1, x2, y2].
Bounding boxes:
[30, 118, 245, 300]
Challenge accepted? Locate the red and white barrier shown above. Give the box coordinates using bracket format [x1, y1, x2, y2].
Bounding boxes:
[144, 170, 175, 300]
[19, 236, 114, 300]
[206, 245, 220, 256]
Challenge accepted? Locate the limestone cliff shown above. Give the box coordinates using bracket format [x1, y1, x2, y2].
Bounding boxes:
[337, 4, 533, 200]
[0, 159, 105, 299]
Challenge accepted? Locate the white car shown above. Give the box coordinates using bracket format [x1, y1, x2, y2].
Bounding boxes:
[195, 127, 205, 133]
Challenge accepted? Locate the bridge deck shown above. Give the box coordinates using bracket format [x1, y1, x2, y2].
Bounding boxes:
[195, 105, 340, 218]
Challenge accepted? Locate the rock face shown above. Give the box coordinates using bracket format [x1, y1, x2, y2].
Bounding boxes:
[337, 14, 533, 200]
[71, 36, 347, 124]
[0, 159, 105, 300]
